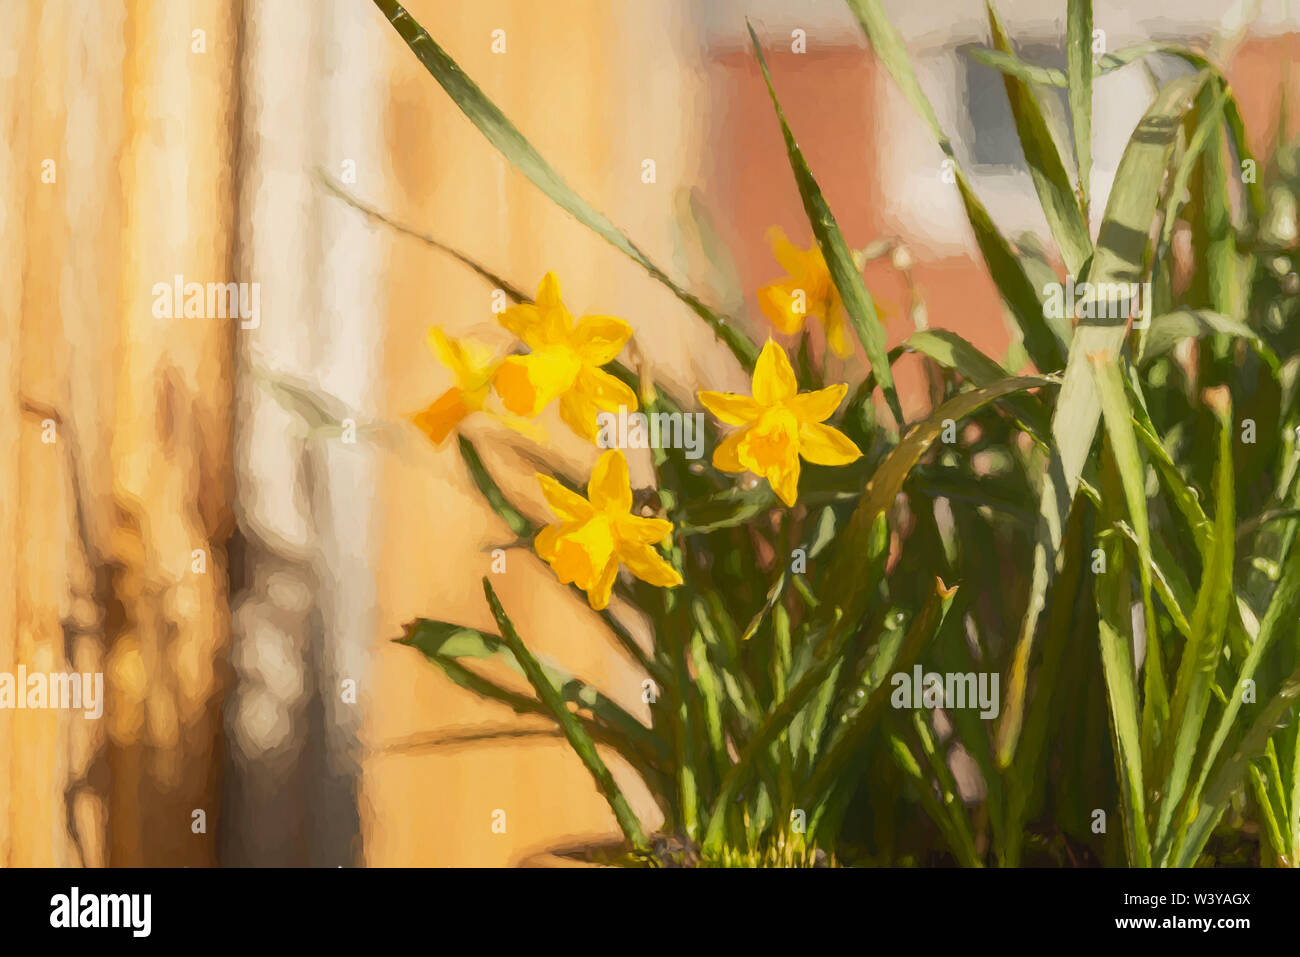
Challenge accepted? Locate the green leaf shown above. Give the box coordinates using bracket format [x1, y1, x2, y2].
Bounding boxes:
[805, 577, 960, 838]
[318, 169, 533, 302]
[966, 42, 1207, 89]
[1130, 406, 1211, 556]
[906, 329, 1052, 440]
[1003, 498, 1088, 865]
[823, 375, 1056, 642]
[396, 619, 671, 804]
[1061, 72, 1211, 491]
[1067, 0, 1093, 214]
[458, 436, 532, 537]
[909, 709, 983, 867]
[747, 22, 903, 426]
[986, 1, 1092, 275]
[963, 47, 1066, 87]
[1154, 404, 1235, 861]
[1137, 309, 1279, 372]
[1093, 356, 1168, 767]
[1176, 665, 1300, 867]
[371, 0, 758, 368]
[741, 572, 789, 642]
[1095, 448, 1152, 865]
[481, 579, 648, 849]
[998, 72, 1211, 765]
[844, 0, 1064, 374]
[399, 617, 666, 767]
[1172, 530, 1300, 862]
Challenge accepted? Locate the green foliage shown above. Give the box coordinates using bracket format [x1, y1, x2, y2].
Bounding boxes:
[373, 0, 1300, 867]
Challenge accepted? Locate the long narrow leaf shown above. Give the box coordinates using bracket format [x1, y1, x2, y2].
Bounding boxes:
[747, 22, 903, 425]
[987, 1, 1091, 274]
[998, 72, 1211, 764]
[1154, 403, 1235, 860]
[845, 0, 1064, 373]
[1067, 0, 1093, 214]
[482, 579, 648, 849]
[371, 0, 758, 368]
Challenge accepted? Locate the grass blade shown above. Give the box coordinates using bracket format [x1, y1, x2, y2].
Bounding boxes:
[963, 47, 1065, 87]
[1138, 309, 1280, 372]
[747, 22, 903, 425]
[1154, 401, 1235, 860]
[986, 1, 1092, 274]
[1067, 0, 1093, 215]
[844, 0, 1064, 373]
[1172, 531, 1300, 861]
[370, 0, 758, 368]
[804, 577, 960, 838]
[823, 376, 1057, 643]
[1093, 355, 1168, 768]
[1176, 665, 1300, 867]
[1096, 447, 1152, 865]
[998, 72, 1211, 765]
[396, 619, 670, 791]
[482, 579, 648, 849]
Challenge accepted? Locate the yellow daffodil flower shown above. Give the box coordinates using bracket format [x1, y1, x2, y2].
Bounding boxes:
[494, 272, 638, 442]
[756, 226, 869, 359]
[697, 338, 862, 507]
[534, 449, 683, 610]
[411, 327, 500, 444]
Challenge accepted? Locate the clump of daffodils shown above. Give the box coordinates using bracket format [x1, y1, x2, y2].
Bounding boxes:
[414, 272, 863, 606]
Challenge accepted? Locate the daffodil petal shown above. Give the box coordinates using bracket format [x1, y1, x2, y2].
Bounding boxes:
[824, 305, 854, 359]
[736, 408, 800, 477]
[573, 315, 633, 366]
[493, 353, 580, 417]
[487, 406, 548, 442]
[550, 517, 616, 589]
[499, 303, 549, 350]
[616, 513, 673, 544]
[426, 326, 458, 370]
[697, 390, 762, 426]
[586, 557, 620, 610]
[757, 282, 806, 336]
[562, 367, 637, 439]
[587, 449, 633, 513]
[425, 327, 498, 390]
[752, 338, 798, 405]
[536, 272, 573, 339]
[558, 389, 604, 441]
[766, 225, 807, 278]
[786, 383, 848, 424]
[798, 421, 863, 466]
[534, 522, 566, 561]
[536, 271, 564, 311]
[618, 542, 684, 588]
[712, 428, 746, 473]
[536, 474, 596, 521]
[767, 456, 801, 507]
[411, 387, 469, 445]
[575, 365, 638, 411]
